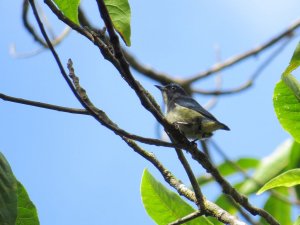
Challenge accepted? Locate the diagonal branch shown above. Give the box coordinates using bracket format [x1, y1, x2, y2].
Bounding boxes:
[67, 59, 176, 148]
[174, 147, 205, 209]
[193, 37, 293, 95]
[123, 50, 178, 84]
[184, 19, 300, 84]
[168, 211, 203, 225]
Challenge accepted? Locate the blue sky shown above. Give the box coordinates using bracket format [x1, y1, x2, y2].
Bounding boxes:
[1, 1, 300, 224]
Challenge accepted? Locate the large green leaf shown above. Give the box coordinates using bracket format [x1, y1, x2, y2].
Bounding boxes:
[53, 0, 80, 24]
[274, 42, 300, 142]
[141, 169, 212, 225]
[274, 80, 300, 142]
[260, 188, 291, 225]
[257, 169, 300, 194]
[197, 158, 259, 186]
[239, 139, 292, 195]
[16, 181, 39, 225]
[0, 153, 17, 225]
[104, 0, 131, 46]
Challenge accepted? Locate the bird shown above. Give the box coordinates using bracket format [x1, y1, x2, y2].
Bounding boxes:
[155, 83, 230, 140]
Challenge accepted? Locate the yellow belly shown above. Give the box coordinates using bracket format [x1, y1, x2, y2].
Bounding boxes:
[165, 104, 221, 138]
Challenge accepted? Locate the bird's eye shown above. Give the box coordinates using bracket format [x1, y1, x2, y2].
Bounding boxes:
[171, 86, 176, 90]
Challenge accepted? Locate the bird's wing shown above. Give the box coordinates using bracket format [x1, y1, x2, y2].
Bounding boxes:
[174, 96, 218, 121]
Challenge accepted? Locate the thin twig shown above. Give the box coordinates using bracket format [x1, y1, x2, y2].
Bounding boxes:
[193, 37, 293, 95]
[11, 26, 71, 58]
[168, 211, 203, 225]
[184, 18, 300, 84]
[23, 0, 47, 47]
[175, 147, 205, 209]
[0, 92, 88, 115]
[123, 51, 178, 84]
[22, 0, 71, 49]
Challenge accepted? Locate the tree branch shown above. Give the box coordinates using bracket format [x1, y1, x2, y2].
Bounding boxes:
[123, 50, 178, 84]
[184, 19, 300, 84]
[67, 59, 176, 148]
[22, 0, 70, 50]
[193, 37, 293, 95]
[175, 147, 205, 209]
[0, 92, 88, 115]
[168, 211, 203, 225]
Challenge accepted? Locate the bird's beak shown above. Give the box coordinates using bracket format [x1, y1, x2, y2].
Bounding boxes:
[154, 85, 164, 91]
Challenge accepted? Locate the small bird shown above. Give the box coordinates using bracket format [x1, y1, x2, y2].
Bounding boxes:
[155, 83, 230, 140]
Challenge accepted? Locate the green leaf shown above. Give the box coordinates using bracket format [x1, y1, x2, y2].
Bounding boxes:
[16, 181, 39, 225]
[286, 141, 300, 199]
[0, 153, 18, 225]
[282, 74, 300, 101]
[141, 169, 212, 225]
[0, 153, 39, 225]
[274, 80, 300, 142]
[287, 141, 300, 170]
[104, 0, 131, 46]
[260, 188, 291, 225]
[274, 42, 300, 141]
[53, 0, 80, 24]
[282, 42, 300, 77]
[197, 158, 259, 186]
[257, 169, 300, 194]
[293, 217, 300, 225]
[239, 139, 292, 195]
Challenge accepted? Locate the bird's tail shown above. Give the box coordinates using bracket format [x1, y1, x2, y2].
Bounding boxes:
[218, 122, 230, 131]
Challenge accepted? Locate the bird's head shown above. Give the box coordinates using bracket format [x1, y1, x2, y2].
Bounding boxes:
[155, 83, 187, 103]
